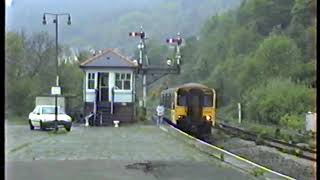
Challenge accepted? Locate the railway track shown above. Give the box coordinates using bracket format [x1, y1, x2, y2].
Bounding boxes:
[160, 119, 296, 180]
[213, 121, 316, 162]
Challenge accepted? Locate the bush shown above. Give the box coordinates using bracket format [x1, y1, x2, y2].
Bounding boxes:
[280, 114, 305, 130]
[251, 168, 265, 177]
[281, 134, 294, 143]
[243, 77, 313, 124]
[255, 134, 264, 145]
[274, 128, 281, 138]
[136, 106, 147, 121]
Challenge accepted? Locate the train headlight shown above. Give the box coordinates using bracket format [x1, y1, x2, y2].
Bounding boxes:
[205, 115, 211, 121]
[178, 115, 184, 119]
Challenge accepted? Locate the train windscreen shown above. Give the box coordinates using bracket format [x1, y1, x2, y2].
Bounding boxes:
[203, 94, 213, 107]
[177, 90, 187, 106]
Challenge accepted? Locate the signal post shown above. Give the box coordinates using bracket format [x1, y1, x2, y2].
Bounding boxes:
[129, 26, 182, 110]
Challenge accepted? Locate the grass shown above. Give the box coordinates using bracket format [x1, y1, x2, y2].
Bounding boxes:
[250, 168, 265, 177]
[223, 118, 312, 145]
[220, 153, 224, 161]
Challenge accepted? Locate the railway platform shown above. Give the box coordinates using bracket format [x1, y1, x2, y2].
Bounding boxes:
[5, 122, 259, 180]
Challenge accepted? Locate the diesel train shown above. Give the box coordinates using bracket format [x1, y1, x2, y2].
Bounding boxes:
[160, 83, 217, 137]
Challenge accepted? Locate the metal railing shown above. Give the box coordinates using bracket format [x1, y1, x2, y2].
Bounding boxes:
[111, 87, 115, 114]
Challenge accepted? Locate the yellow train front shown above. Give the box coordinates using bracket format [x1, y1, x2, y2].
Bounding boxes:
[160, 83, 216, 137]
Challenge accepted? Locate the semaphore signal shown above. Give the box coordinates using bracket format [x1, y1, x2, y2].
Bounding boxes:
[166, 32, 182, 46]
[129, 31, 145, 39]
[166, 32, 182, 65]
[128, 27, 182, 109]
[166, 37, 182, 45]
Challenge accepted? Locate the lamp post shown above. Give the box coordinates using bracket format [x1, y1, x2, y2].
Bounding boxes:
[42, 12, 71, 131]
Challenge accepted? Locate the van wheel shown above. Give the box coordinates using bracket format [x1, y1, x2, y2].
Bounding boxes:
[65, 125, 71, 132]
[29, 120, 34, 130]
[40, 120, 45, 130]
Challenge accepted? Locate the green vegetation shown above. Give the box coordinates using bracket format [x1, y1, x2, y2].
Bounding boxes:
[228, 120, 312, 144]
[135, 106, 147, 122]
[148, 0, 316, 132]
[255, 134, 265, 145]
[220, 153, 224, 161]
[6, 0, 315, 132]
[5, 31, 86, 119]
[250, 168, 265, 177]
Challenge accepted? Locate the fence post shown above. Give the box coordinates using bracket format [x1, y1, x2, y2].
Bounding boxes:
[238, 103, 241, 124]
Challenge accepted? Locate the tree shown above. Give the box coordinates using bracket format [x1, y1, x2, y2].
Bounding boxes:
[252, 35, 302, 80]
[291, 0, 314, 27]
[77, 50, 92, 63]
[6, 31, 63, 116]
[243, 77, 314, 124]
[237, 0, 295, 35]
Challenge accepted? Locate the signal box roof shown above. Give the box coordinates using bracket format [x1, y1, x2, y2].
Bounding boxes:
[79, 48, 137, 69]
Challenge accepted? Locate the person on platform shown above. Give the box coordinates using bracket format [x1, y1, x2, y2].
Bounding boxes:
[156, 105, 164, 126]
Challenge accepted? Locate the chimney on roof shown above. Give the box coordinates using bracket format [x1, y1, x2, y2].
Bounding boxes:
[90, 49, 96, 56]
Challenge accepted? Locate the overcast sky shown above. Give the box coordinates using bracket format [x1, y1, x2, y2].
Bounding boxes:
[6, 0, 13, 7]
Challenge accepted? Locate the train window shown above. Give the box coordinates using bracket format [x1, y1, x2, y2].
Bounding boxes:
[177, 94, 187, 106]
[203, 95, 213, 107]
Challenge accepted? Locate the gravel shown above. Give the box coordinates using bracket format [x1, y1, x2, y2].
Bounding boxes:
[210, 129, 316, 180]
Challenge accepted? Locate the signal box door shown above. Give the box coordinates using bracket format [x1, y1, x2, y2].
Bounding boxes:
[98, 73, 109, 102]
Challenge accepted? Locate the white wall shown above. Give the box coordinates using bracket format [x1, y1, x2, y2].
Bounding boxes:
[114, 91, 133, 102]
[85, 91, 95, 102]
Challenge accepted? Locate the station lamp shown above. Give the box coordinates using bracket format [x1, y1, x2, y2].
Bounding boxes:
[67, 15, 72, 25]
[42, 15, 47, 25]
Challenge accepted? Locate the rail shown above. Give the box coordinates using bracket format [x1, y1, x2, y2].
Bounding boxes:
[159, 117, 296, 180]
[215, 121, 316, 161]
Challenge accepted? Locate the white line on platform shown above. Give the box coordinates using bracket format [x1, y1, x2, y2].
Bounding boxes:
[160, 124, 296, 180]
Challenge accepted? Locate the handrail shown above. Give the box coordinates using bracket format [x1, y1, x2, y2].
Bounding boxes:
[84, 113, 94, 127]
[100, 111, 103, 126]
[93, 89, 98, 126]
[111, 87, 115, 114]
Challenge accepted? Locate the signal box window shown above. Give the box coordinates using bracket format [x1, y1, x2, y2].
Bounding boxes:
[87, 73, 95, 89]
[115, 73, 131, 90]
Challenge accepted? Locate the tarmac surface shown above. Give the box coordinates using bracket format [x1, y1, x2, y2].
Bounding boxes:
[5, 123, 259, 180]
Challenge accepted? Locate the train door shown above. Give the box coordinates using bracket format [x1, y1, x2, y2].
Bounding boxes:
[187, 89, 203, 123]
